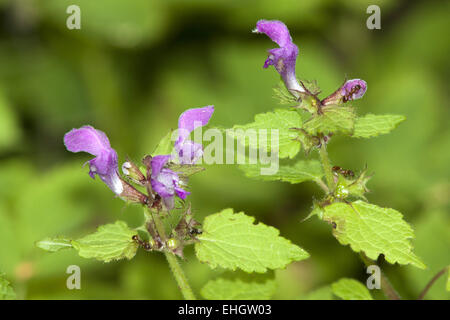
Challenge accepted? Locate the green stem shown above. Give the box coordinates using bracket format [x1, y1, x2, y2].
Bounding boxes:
[360, 253, 401, 300]
[147, 209, 196, 300]
[164, 250, 196, 300]
[318, 142, 334, 191]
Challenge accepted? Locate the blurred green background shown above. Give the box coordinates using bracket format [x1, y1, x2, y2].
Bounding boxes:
[0, 0, 448, 299]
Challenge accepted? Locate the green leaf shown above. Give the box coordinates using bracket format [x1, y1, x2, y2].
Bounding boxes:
[36, 237, 73, 252]
[195, 209, 309, 273]
[0, 273, 16, 300]
[72, 221, 138, 262]
[303, 106, 355, 135]
[201, 277, 277, 300]
[232, 109, 302, 159]
[352, 114, 406, 138]
[152, 130, 174, 156]
[331, 278, 373, 300]
[239, 160, 323, 184]
[320, 201, 426, 269]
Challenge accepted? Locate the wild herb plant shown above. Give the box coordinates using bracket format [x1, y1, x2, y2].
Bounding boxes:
[31, 20, 449, 300]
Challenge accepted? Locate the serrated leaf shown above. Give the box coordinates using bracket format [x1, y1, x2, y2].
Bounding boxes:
[352, 114, 406, 138]
[36, 237, 73, 252]
[232, 109, 302, 159]
[72, 221, 138, 263]
[303, 106, 355, 135]
[331, 278, 373, 300]
[152, 130, 175, 156]
[195, 209, 309, 273]
[321, 201, 426, 269]
[201, 277, 276, 300]
[239, 160, 323, 184]
[0, 273, 16, 300]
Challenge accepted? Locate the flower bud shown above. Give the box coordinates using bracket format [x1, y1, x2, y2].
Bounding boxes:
[322, 79, 367, 106]
[122, 159, 146, 185]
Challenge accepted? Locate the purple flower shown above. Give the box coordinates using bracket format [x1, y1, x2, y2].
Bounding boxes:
[64, 126, 124, 195]
[322, 79, 367, 105]
[254, 20, 304, 95]
[151, 155, 190, 210]
[175, 106, 214, 164]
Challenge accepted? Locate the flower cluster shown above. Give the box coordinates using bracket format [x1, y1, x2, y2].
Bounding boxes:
[255, 19, 367, 104]
[64, 106, 214, 211]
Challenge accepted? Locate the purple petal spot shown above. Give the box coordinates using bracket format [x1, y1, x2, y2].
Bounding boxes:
[175, 106, 214, 164]
[254, 20, 304, 94]
[341, 79, 367, 101]
[64, 126, 123, 195]
[150, 155, 190, 210]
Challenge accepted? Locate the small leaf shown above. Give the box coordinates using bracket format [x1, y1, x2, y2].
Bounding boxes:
[303, 105, 355, 135]
[152, 130, 175, 156]
[331, 278, 373, 300]
[36, 237, 73, 252]
[201, 277, 276, 300]
[0, 273, 16, 300]
[232, 109, 302, 159]
[321, 201, 426, 269]
[352, 114, 406, 138]
[72, 221, 138, 262]
[239, 160, 323, 184]
[195, 209, 309, 273]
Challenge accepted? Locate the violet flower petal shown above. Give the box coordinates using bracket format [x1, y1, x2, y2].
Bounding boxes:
[254, 20, 304, 94]
[151, 155, 171, 177]
[64, 126, 123, 195]
[175, 186, 190, 200]
[150, 155, 190, 209]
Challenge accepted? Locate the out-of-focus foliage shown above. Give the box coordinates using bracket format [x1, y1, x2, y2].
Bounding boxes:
[0, 0, 448, 299]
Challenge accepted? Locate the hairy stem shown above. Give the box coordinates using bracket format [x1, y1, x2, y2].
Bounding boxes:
[360, 253, 401, 300]
[318, 142, 334, 192]
[164, 250, 196, 300]
[417, 266, 448, 300]
[147, 208, 196, 300]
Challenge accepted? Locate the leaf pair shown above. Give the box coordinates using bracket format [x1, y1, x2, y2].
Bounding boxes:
[232, 108, 406, 164]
